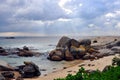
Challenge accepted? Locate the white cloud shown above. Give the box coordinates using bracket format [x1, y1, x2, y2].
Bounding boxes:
[115, 22, 120, 29]
[58, 18, 71, 22]
[59, 0, 73, 14]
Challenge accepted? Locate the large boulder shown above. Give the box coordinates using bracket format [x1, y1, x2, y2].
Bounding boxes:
[70, 45, 86, 59]
[19, 62, 41, 78]
[48, 50, 64, 61]
[18, 51, 33, 57]
[65, 39, 80, 51]
[23, 46, 29, 51]
[64, 49, 74, 61]
[56, 36, 71, 48]
[79, 39, 91, 46]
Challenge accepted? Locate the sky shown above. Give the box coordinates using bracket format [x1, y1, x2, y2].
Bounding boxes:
[0, 0, 120, 36]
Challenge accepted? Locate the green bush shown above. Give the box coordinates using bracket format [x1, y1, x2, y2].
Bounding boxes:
[55, 57, 120, 80]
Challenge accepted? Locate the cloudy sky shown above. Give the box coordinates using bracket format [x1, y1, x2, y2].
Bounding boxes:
[0, 0, 120, 36]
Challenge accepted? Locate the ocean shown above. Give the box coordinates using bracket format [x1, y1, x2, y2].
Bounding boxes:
[0, 36, 91, 76]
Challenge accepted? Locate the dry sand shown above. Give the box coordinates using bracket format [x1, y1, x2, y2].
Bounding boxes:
[24, 55, 116, 80]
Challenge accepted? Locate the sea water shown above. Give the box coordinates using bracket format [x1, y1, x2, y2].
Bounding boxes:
[0, 36, 91, 76]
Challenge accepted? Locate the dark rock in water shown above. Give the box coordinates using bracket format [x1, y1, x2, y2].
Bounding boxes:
[56, 36, 71, 48]
[17, 49, 41, 57]
[19, 62, 41, 78]
[1, 71, 14, 78]
[5, 37, 15, 39]
[79, 39, 91, 46]
[23, 46, 29, 51]
[0, 47, 8, 56]
[0, 52, 8, 56]
[18, 50, 33, 57]
[48, 50, 64, 61]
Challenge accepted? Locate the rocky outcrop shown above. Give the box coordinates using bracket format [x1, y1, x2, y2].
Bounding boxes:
[56, 36, 70, 48]
[18, 62, 41, 78]
[64, 49, 74, 61]
[48, 36, 100, 61]
[106, 41, 120, 48]
[79, 39, 91, 46]
[17, 47, 41, 57]
[48, 36, 120, 61]
[111, 47, 120, 53]
[0, 47, 8, 56]
[23, 46, 29, 51]
[18, 50, 34, 57]
[1, 71, 14, 78]
[47, 50, 64, 61]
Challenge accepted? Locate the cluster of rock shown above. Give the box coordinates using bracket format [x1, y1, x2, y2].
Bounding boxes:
[47, 36, 120, 61]
[0, 46, 41, 57]
[0, 47, 8, 56]
[0, 61, 41, 80]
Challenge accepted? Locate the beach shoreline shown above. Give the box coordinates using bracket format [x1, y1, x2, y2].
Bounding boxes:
[0, 36, 120, 80]
[24, 55, 116, 80]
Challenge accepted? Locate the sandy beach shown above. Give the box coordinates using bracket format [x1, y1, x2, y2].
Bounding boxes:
[24, 55, 116, 80]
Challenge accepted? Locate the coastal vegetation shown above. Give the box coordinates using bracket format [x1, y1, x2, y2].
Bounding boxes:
[55, 56, 120, 80]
